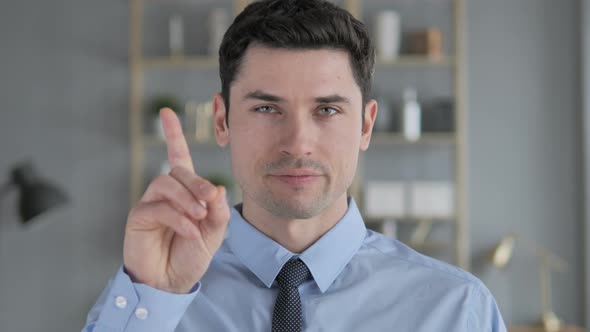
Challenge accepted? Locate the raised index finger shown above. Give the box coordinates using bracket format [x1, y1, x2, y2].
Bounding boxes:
[160, 107, 195, 172]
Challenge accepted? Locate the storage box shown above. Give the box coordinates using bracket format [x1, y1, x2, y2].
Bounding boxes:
[406, 29, 443, 59]
[409, 182, 454, 218]
[364, 181, 405, 218]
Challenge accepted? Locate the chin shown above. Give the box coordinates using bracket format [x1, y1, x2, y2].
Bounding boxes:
[264, 196, 328, 220]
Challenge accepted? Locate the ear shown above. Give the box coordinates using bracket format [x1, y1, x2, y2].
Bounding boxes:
[360, 99, 378, 151]
[213, 93, 230, 147]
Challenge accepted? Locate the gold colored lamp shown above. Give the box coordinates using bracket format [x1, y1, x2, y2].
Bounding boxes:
[490, 234, 568, 332]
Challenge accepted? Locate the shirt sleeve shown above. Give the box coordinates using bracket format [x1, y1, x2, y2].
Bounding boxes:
[82, 266, 199, 332]
[467, 281, 508, 332]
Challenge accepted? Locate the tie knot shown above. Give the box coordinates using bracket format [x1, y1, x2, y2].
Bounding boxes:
[276, 259, 311, 288]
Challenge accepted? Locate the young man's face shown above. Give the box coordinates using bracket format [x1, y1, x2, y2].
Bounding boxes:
[214, 46, 377, 219]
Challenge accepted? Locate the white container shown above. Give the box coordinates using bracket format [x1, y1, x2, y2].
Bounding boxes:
[208, 8, 230, 56]
[364, 181, 405, 218]
[169, 15, 184, 56]
[409, 181, 455, 218]
[402, 88, 421, 141]
[375, 11, 401, 61]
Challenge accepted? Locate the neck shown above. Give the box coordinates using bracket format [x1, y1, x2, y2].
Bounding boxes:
[241, 194, 349, 253]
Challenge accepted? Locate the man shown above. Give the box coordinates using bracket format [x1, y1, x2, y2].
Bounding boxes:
[84, 0, 506, 331]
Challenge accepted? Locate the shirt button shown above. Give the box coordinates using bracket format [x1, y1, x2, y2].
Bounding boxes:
[115, 296, 127, 309]
[135, 307, 149, 320]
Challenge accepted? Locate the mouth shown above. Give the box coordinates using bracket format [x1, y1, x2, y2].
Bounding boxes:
[271, 169, 322, 177]
[268, 169, 324, 186]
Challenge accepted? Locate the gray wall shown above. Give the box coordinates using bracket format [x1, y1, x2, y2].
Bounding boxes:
[583, 0, 590, 328]
[0, 1, 131, 331]
[467, 0, 584, 326]
[0, 0, 584, 331]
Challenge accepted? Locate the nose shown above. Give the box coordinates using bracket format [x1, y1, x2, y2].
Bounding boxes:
[278, 113, 315, 158]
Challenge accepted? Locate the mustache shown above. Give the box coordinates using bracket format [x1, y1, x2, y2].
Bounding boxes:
[264, 157, 329, 174]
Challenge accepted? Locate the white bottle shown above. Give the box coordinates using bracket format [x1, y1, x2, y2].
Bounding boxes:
[208, 8, 230, 56]
[375, 11, 401, 61]
[402, 88, 421, 141]
[169, 15, 184, 56]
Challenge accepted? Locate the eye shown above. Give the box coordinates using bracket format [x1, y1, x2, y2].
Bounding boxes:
[317, 106, 339, 116]
[254, 105, 279, 114]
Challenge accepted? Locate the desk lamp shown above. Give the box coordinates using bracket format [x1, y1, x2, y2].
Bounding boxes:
[490, 234, 568, 332]
[0, 162, 68, 224]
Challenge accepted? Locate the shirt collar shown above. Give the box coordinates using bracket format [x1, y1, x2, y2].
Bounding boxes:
[226, 197, 366, 293]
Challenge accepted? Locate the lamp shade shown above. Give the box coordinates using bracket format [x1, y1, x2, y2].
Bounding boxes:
[490, 235, 516, 269]
[11, 162, 68, 224]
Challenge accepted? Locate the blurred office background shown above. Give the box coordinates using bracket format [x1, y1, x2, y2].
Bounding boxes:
[0, 0, 588, 331]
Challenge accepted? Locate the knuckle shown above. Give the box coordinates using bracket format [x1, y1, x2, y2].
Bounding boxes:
[168, 166, 179, 175]
[214, 196, 227, 209]
[168, 181, 185, 198]
[127, 206, 137, 219]
[165, 182, 191, 203]
[128, 203, 149, 224]
[129, 202, 146, 216]
[189, 177, 202, 189]
[219, 210, 230, 222]
[152, 174, 170, 186]
[189, 177, 207, 194]
[169, 166, 187, 177]
[144, 175, 169, 194]
[155, 200, 174, 214]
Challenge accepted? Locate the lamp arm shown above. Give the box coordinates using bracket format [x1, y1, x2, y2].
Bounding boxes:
[539, 256, 553, 314]
[518, 236, 569, 272]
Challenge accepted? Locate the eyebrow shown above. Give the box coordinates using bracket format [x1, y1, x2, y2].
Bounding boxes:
[315, 94, 350, 104]
[243, 90, 286, 103]
[243, 90, 350, 104]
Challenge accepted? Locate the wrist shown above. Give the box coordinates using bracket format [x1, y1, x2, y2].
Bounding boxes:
[123, 266, 195, 294]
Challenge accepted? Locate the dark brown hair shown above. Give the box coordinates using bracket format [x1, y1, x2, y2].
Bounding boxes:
[218, 0, 375, 123]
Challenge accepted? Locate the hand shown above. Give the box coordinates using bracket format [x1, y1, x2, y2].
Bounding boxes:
[123, 108, 231, 294]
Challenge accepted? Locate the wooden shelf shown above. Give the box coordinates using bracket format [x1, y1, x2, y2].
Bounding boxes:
[139, 55, 453, 70]
[408, 241, 450, 253]
[144, 135, 218, 147]
[371, 132, 455, 145]
[141, 55, 218, 69]
[376, 55, 454, 68]
[130, 0, 470, 270]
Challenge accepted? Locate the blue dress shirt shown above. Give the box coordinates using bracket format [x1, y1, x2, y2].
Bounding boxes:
[83, 198, 506, 331]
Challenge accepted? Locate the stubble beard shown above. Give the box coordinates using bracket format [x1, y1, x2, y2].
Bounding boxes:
[256, 182, 332, 219]
[239, 156, 353, 220]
